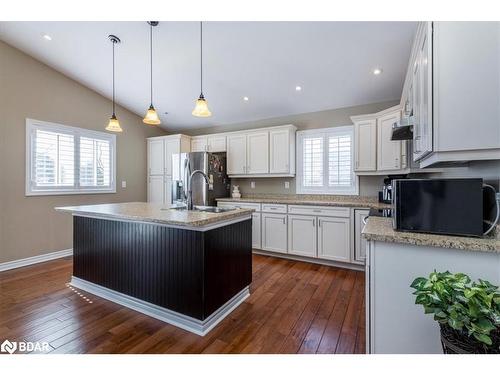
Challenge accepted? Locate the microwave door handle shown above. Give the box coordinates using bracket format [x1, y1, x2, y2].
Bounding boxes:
[483, 184, 500, 236]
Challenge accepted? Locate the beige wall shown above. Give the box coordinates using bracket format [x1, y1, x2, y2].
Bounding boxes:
[0, 41, 166, 263]
[185, 100, 399, 196]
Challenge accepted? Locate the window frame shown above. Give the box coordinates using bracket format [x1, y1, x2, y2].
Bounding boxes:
[296, 125, 359, 196]
[25, 118, 116, 196]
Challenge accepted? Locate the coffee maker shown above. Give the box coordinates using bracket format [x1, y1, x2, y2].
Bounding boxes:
[379, 175, 406, 204]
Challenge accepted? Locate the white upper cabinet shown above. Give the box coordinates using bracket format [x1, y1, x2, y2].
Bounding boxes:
[247, 131, 269, 174]
[402, 22, 500, 167]
[207, 135, 227, 152]
[227, 134, 247, 175]
[164, 138, 180, 176]
[269, 128, 292, 174]
[191, 136, 208, 152]
[354, 119, 377, 171]
[147, 139, 164, 175]
[377, 111, 402, 171]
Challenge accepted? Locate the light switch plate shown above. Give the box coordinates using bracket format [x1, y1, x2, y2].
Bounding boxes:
[284, 181, 290, 189]
[250, 181, 255, 189]
[121, 181, 126, 188]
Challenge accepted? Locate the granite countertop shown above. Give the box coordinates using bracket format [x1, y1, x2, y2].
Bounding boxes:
[217, 194, 390, 209]
[55, 202, 254, 228]
[362, 216, 500, 253]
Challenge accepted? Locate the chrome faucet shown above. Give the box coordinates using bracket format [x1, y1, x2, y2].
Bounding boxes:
[187, 170, 210, 210]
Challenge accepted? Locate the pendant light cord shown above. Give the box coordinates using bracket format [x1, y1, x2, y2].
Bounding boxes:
[200, 21, 203, 95]
[112, 40, 116, 116]
[150, 22, 153, 106]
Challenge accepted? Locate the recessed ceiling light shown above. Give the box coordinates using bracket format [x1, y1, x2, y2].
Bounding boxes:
[243, 96, 249, 101]
[42, 34, 52, 41]
[295, 86, 302, 91]
[373, 68, 383, 75]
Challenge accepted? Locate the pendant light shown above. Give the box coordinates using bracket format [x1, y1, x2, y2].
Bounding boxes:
[143, 21, 161, 125]
[192, 22, 212, 117]
[106, 35, 123, 132]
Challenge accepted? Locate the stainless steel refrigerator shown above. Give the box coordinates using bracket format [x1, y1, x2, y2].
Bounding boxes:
[171, 152, 231, 207]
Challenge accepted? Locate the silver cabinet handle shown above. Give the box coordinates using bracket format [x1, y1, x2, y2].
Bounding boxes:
[318, 219, 322, 227]
[282, 217, 286, 224]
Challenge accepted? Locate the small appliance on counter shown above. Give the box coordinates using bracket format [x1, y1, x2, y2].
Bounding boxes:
[392, 178, 499, 238]
[172, 152, 231, 207]
[379, 175, 406, 204]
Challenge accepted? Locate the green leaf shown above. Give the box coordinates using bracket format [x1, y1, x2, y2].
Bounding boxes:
[411, 277, 428, 289]
[473, 332, 492, 346]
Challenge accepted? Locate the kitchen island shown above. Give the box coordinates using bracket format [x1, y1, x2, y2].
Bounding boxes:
[55, 202, 254, 336]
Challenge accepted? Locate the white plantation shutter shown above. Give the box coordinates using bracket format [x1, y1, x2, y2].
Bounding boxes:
[26, 119, 116, 195]
[302, 137, 323, 187]
[328, 134, 352, 187]
[297, 126, 358, 195]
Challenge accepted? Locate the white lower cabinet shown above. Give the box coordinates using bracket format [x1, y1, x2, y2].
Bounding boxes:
[261, 213, 287, 253]
[287, 215, 317, 257]
[252, 212, 262, 249]
[317, 216, 351, 262]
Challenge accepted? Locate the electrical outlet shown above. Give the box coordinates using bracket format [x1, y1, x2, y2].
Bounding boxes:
[284, 181, 290, 189]
[121, 181, 126, 188]
[250, 181, 255, 189]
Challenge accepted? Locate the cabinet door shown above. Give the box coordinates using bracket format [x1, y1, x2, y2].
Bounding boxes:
[317, 216, 350, 262]
[191, 137, 208, 152]
[148, 175, 164, 203]
[377, 111, 402, 171]
[354, 119, 377, 171]
[164, 139, 180, 176]
[418, 24, 433, 158]
[164, 175, 172, 205]
[287, 215, 317, 257]
[247, 131, 269, 174]
[354, 209, 370, 263]
[148, 139, 164, 175]
[269, 129, 290, 174]
[252, 212, 261, 249]
[261, 213, 287, 253]
[207, 135, 227, 152]
[227, 134, 247, 175]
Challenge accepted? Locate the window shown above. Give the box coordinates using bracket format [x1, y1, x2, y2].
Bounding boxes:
[26, 119, 116, 195]
[296, 126, 358, 195]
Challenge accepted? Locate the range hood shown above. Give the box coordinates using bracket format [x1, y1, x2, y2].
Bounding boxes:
[391, 116, 413, 141]
[391, 100, 413, 141]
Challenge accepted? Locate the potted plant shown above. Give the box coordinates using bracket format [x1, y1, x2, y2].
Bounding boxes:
[410, 271, 500, 354]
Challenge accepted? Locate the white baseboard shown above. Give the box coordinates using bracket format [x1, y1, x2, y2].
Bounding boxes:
[0, 248, 73, 272]
[252, 249, 365, 271]
[70, 276, 250, 336]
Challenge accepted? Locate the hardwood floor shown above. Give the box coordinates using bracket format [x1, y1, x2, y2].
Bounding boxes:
[0, 254, 365, 354]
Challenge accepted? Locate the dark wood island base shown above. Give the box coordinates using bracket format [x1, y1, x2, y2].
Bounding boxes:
[60, 206, 253, 336]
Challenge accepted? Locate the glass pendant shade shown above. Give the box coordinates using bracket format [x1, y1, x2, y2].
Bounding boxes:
[143, 104, 161, 125]
[192, 94, 212, 117]
[106, 114, 123, 132]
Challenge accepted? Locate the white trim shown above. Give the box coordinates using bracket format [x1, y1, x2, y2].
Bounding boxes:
[26, 118, 117, 196]
[0, 248, 73, 272]
[252, 249, 364, 271]
[60, 212, 253, 232]
[70, 277, 250, 336]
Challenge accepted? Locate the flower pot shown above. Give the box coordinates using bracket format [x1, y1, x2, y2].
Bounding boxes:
[440, 324, 500, 354]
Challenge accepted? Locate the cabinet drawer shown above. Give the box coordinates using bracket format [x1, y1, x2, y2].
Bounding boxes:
[261, 203, 287, 213]
[287, 205, 350, 218]
[217, 201, 261, 211]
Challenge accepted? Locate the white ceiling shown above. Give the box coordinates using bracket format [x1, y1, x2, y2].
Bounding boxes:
[0, 21, 417, 132]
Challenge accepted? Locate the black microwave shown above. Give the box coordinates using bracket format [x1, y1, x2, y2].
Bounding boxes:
[392, 178, 486, 237]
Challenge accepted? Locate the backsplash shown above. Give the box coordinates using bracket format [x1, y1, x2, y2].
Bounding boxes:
[231, 175, 385, 197]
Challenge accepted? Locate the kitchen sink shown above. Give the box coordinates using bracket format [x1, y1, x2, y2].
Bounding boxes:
[194, 206, 236, 213]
